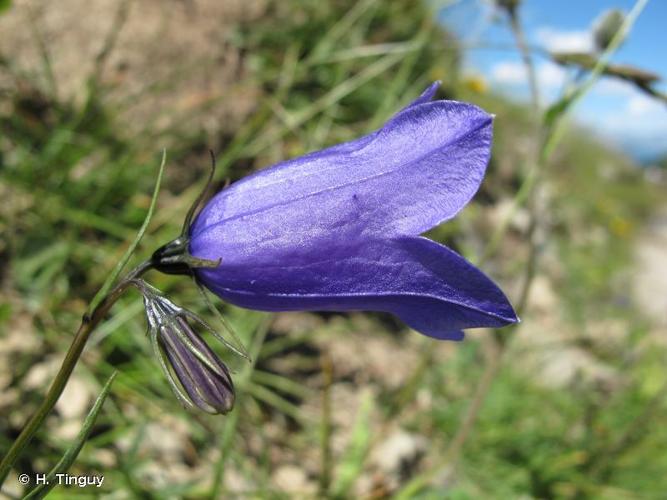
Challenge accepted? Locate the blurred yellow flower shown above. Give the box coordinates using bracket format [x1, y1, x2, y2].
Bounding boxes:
[463, 75, 488, 94]
[610, 215, 632, 238]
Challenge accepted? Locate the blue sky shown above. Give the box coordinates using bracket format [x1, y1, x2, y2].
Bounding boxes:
[438, 0, 667, 161]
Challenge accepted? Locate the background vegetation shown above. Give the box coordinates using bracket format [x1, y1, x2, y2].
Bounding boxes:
[1, 0, 666, 498]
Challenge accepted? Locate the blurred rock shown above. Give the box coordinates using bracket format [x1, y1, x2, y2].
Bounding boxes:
[53, 418, 85, 441]
[528, 275, 558, 313]
[3, 471, 24, 499]
[55, 375, 94, 419]
[370, 430, 428, 490]
[272, 311, 325, 335]
[0, 388, 18, 412]
[144, 420, 188, 457]
[23, 355, 61, 390]
[515, 275, 623, 391]
[0, 311, 40, 354]
[0, 371, 10, 393]
[318, 316, 420, 389]
[116, 417, 208, 490]
[633, 206, 667, 327]
[303, 383, 378, 456]
[516, 320, 622, 390]
[272, 464, 316, 495]
[221, 464, 253, 495]
[0, 307, 42, 410]
[587, 319, 628, 349]
[532, 346, 618, 390]
[93, 448, 117, 468]
[487, 198, 530, 234]
[139, 461, 194, 490]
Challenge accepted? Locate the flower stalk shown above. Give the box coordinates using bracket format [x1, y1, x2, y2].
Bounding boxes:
[0, 261, 151, 485]
[405, 0, 652, 492]
[0, 151, 167, 487]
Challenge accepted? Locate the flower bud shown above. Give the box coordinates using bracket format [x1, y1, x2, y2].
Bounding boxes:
[158, 314, 235, 414]
[137, 280, 235, 414]
[593, 9, 625, 52]
[495, 0, 521, 16]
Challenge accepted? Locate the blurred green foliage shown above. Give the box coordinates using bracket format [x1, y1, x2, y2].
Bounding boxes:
[1, 0, 666, 498]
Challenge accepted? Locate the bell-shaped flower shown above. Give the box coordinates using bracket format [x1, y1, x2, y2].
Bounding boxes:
[188, 83, 518, 340]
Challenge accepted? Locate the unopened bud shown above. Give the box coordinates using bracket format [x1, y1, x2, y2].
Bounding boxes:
[136, 280, 235, 414]
[593, 9, 625, 52]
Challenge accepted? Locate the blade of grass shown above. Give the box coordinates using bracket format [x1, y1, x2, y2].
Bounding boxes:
[306, 0, 379, 63]
[245, 51, 406, 157]
[87, 149, 166, 313]
[209, 315, 272, 499]
[23, 372, 117, 500]
[480, 0, 650, 264]
[331, 391, 374, 498]
[0, 153, 165, 485]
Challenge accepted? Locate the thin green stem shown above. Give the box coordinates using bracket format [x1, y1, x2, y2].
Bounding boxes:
[508, 10, 539, 113]
[480, 0, 648, 265]
[397, 2, 650, 496]
[88, 150, 166, 313]
[23, 372, 118, 500]
[209, 316, 272, 499]
[479, 3, 544, 265]
[0, 263, 149, 485]
[319, 353, 334, 498]
[446, 1, 544, 466]
[0, 152, 166, 485]
[442, 338, 504, 464]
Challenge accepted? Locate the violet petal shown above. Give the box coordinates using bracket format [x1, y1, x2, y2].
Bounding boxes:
[191, 91, 492, 241]
[193, 236, 516, 340]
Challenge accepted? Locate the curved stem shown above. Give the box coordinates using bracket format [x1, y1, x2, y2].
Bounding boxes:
[508, 10, 539, 113]
[1, 150, 164, 486]
[0, 261, 151, 485]
[446, 0, 650, 472]
[444, 338, 503, 461]
[447, 3, 543, 463]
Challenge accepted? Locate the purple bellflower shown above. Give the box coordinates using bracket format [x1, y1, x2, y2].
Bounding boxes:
[155, 82, 518, 341]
